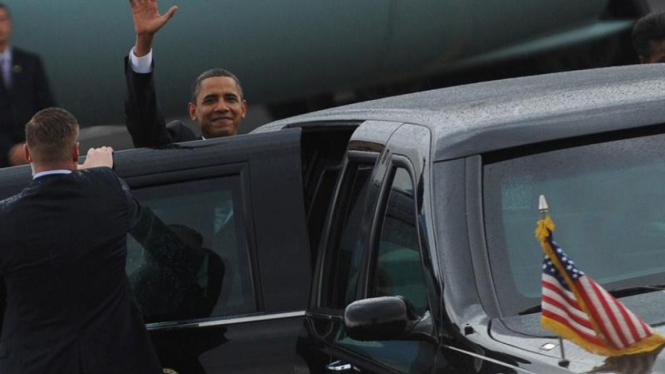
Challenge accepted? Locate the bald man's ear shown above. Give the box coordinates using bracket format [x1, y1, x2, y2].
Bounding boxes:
[23, 143, 31, 162]
[72, 142, 80, 163]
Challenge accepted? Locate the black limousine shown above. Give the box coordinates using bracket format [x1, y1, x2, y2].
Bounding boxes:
[3, 64, 665, 374]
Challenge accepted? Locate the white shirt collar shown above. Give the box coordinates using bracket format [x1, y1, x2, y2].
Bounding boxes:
[0, 46, 12, 61]
[33, 169, 72, 180]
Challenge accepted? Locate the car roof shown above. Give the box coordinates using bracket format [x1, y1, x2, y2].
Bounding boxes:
[257, 64, 665, 161]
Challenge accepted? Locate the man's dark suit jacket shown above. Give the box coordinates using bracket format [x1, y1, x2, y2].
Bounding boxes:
[0, 48, 54, 166]
[0, 168, 162, 374]
[124, 57, 198, 148]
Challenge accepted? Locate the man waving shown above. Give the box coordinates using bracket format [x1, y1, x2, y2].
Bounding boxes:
[125, 0, 247, 148]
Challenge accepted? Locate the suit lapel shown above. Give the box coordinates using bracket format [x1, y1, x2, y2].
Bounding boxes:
[8, 48, 25, 95]
[0, 75, 9, 99]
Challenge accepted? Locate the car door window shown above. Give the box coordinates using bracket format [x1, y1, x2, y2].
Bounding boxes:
[126, 175, 257, 324]
[336, 166, 434, 373]
[372, 168, 428, 315]
[323, 162, 375, 309]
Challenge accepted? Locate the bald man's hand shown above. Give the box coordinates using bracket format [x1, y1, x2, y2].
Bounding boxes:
[78, 147, 114, 170]
[129, 0, 178, 57]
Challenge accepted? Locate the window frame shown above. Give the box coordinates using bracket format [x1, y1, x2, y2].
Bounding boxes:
[127, 163, 263, 327]
[363, 156, 431, 312]
[317, 151, 380, 312]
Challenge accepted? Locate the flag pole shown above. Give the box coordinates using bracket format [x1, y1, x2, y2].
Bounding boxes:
[539, 196, 570, 367]
[558, 337, 570, 368]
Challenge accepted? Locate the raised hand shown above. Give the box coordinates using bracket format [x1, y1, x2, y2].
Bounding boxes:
[129, 0, 178, 56]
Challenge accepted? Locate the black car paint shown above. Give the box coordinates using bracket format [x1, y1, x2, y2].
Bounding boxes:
[0, 130, 312, 374]
[261, 65, 665, 374]
[2, 65, 665, 373]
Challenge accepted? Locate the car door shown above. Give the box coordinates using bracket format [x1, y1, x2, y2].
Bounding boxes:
[296, 120, 402, 374]
[0, 128, 311, 374]
[326, 124, 441, 374]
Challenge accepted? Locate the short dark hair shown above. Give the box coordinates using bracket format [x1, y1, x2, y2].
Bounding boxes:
[632, 12, 665, 57]
[0, 3, 11, 19]
[190, 68, 243, 103]
[25, 108, 79, 163]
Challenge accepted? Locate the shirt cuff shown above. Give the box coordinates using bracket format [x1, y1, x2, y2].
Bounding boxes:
[129, 47, 153, 74]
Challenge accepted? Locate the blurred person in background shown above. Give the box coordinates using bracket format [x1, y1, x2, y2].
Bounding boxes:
[632, 11, 665, 63]
[0, 3, 55, 167]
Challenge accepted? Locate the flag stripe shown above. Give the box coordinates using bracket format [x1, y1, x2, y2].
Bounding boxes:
[639, 318, 653, 338]
[617, 301, 642, 344]
[542, 301, 596, 336]
[595, 284, 634, 347]
[542, 312, 607, 348]
[542, 288, 592, 328]
[542, 276, 582, 309]
[578, 276, 625, 349]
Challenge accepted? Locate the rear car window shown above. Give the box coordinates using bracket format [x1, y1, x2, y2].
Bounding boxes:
[483, 132, 665, 316]
[126, 176, 257, 324]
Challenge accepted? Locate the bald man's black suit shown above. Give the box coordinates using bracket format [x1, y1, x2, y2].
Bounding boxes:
[0, 168, 161, 374]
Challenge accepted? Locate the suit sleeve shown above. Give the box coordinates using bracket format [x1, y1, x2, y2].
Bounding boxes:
[116, 172, 142, 230]
[129, 206, 200, 270]
[124, 56, 173, 148]
[33, 55, 55, 110]
[0, 133, 15, 167]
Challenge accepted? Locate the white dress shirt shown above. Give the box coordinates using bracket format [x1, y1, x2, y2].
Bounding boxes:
[0, 46, 12, 88]
[33, 170, 72, 180]
[129, 47, 153, 74]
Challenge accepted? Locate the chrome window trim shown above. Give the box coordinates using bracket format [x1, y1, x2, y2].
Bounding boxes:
[146, 310, 306, 331]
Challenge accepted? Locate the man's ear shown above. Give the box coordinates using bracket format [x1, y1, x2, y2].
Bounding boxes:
[241, 100, 247, 119]
[72, 142, 79, 163]
[188, 102, 198, 121]
[23, 143, 31, 162]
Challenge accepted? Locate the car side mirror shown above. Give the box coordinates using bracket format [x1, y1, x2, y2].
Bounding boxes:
[344, 296, 434, 342]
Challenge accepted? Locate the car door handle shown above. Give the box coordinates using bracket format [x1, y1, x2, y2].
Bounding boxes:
[326, 360, 359, 372]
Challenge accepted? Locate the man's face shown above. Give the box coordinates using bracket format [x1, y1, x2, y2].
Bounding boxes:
[188, 76, 247, 138]
[641, 40, 665, 63]
[0, 8, 12, 48]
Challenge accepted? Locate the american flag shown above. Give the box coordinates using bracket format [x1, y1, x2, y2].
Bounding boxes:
[536, 210, 665, 357]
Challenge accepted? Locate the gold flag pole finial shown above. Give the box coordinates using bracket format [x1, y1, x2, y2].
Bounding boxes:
[539, 195, 549, 219]
[535, 195, 554, 241]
